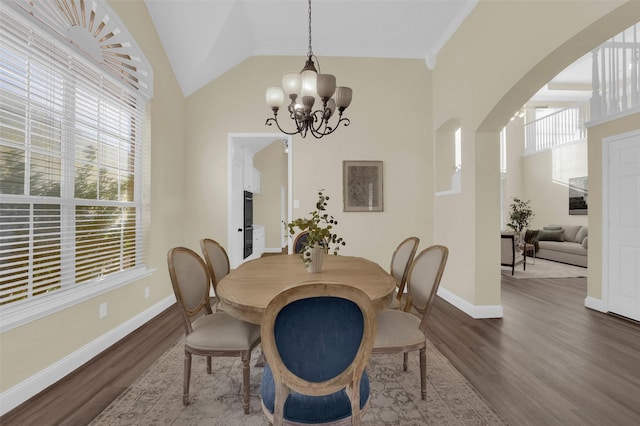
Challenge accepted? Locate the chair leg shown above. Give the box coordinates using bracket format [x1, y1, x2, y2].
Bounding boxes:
[183, 351, 192, 405]
[420, 347, 427, 401]
[403, 352, 409, 372]
[242, 351, 251, 414]
[207, 356, 212, 374]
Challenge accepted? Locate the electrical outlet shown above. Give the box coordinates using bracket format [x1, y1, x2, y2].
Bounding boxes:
[294, 199, 300, 209]
[99, 302, 107, 319]
[144, 287, 150, 299]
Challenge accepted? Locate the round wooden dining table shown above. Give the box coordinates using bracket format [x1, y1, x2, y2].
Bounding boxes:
[216, 254, 396, 324]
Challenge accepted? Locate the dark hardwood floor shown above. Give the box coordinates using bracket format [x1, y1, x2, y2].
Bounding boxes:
[2, 275, 639, 425]
[428, 275, 640, 426]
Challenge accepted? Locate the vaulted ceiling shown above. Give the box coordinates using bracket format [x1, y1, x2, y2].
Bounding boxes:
[144, 0, 479, 97]
[144, 0, 592, 103]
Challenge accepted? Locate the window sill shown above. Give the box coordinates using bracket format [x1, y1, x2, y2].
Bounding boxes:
[0, 267, 155, 333]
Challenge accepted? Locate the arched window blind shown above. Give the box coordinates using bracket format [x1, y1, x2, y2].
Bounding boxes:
[0, 7, 149, 312]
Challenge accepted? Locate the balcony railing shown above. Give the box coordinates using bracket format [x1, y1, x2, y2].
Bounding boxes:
[524, 22, 639, 154]
[591, 23, 640, 121]
[524, 102, 589, 155]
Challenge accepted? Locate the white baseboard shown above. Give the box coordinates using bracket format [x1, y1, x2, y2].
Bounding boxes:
[584, 296, 607, 313]
[437, 287, 504, 319]
[0, 295, 176, 416]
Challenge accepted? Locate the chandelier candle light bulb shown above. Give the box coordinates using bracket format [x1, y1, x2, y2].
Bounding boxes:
[264, 0, 352, 139]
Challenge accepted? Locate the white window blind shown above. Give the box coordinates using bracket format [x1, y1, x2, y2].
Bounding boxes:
[0, 8, 148, 309]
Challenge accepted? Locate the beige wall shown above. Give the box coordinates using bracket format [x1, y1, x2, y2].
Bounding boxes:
[184, 56, 433, 268]
[0, 1, 186, 393]
[586, 111, 640, 301]
[254, 140, 288, 250]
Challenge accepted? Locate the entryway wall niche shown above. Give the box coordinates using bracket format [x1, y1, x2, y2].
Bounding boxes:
[435, 118, 461, 195]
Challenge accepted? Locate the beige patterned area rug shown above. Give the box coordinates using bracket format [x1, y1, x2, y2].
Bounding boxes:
[90, 338, 506, 426]
[501, 258, 587, 279]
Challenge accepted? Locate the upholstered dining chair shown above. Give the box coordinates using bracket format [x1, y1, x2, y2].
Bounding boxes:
[260, 282, 377, 426]
[200, 238, 230, 308]
[292, 230, 310, 254]
[372, 244, 448, 401]
[501, 233, 525, 275]
[167, 247, 261, 414]
[388, 236, 420, 310]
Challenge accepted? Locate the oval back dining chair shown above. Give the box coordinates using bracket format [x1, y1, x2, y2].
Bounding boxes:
[372, 244, 449, 401]
[293, 230, 310, 254]
[260, 282, 377, 426]
[167, 246, 261, 414]
[200, 238, 231, 308]
[388, 236, 420, 310]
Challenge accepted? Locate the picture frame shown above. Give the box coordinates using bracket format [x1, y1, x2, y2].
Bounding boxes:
[343, 161, 383, 212]
[568, 176, 588, 215]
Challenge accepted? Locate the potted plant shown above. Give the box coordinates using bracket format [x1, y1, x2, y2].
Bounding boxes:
[287, 190, 346, 272]
[507, 197, 534, 243]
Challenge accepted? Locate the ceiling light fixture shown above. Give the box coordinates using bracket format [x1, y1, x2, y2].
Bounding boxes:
[265, 0, 352, 139]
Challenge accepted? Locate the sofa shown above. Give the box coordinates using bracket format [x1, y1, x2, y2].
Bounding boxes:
[533, 224, 588, 267]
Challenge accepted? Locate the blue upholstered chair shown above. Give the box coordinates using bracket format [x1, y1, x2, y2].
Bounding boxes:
[260, 282, 376, 426]
[293, 230, 310, 254]
[372, 245, 448, 401]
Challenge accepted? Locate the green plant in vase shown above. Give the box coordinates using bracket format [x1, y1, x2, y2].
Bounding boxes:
[507, 197, 534, 243]
[287, 190, 345, 267]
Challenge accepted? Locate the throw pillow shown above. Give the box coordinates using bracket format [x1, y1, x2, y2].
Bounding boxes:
[582, 236, 588, 249]
[524, 229, 539, 243]
[538, 229, 564, 241]
[575, 226, 588, 243]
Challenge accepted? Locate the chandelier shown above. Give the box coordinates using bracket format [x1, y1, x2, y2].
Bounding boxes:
[265, 0, 352, 139]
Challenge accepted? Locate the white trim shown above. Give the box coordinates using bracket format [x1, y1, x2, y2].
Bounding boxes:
[0, 294, 176, 416]
[584, 296, 607, 313]
[0, 268, 154, 333]
[437, 287, 504, 319]
[428, 0, 479, 68]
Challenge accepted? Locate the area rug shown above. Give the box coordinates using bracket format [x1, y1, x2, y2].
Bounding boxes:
[501, 258, 587, 279]
[90, 338, 507, 425]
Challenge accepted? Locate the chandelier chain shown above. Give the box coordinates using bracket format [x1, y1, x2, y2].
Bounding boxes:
[307, 0, 313, 57]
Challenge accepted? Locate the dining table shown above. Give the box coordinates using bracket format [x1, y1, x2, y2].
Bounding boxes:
[216, 254, 397, 325]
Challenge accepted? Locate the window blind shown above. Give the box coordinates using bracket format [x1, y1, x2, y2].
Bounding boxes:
[0, 8, 147, 307]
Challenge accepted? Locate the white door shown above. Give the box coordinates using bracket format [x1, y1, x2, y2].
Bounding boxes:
[606, 130, 640, 322]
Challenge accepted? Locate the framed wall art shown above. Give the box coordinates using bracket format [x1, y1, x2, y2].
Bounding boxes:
[343, 161, 383, 212]
[569, 176, 588, 215]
